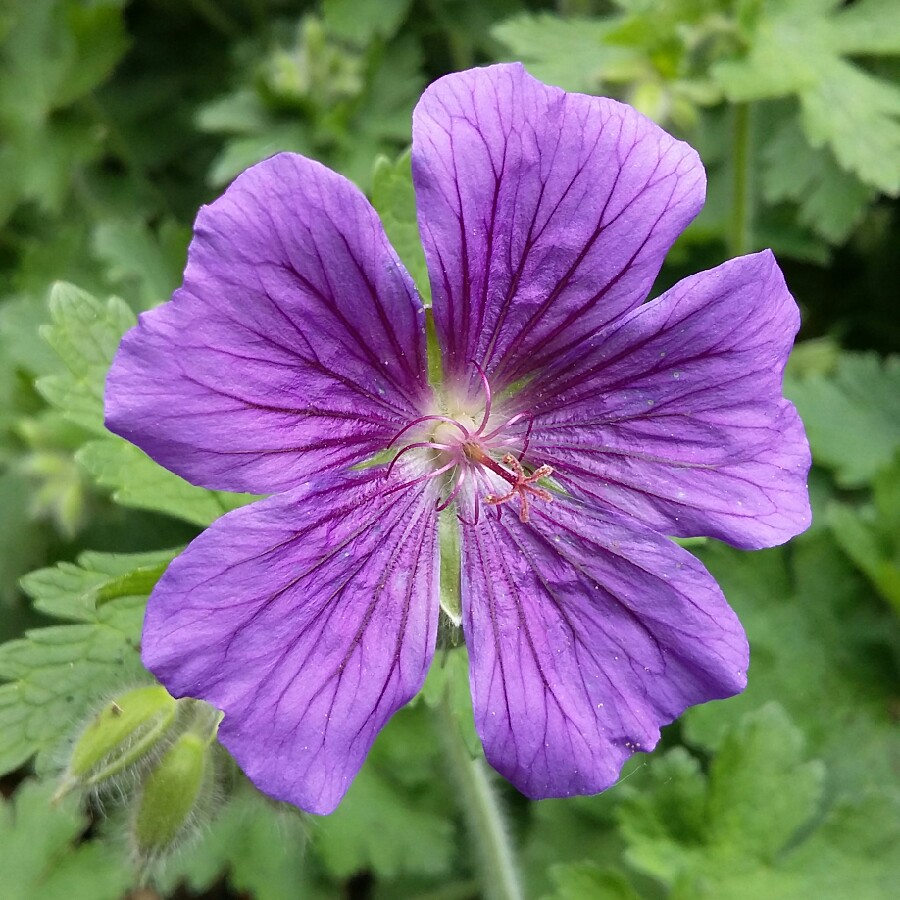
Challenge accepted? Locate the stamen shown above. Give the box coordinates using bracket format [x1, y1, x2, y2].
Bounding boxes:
[382, 459, 458, 497]
[481, 410, 535, 460]
[385, 440, 453, 479]
[388, 415, 470, 448]
[470, 360, 494, 437]
[436, 466, 467, 512]
[458, 493, 481, 526]
[384, 365, 551, 526]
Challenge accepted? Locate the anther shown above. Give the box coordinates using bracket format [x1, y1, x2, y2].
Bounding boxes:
[484, 454, 554, 523]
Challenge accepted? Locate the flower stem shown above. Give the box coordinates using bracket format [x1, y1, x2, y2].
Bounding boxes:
[729, 102, 754, 257]
[433, 697, 523, 900]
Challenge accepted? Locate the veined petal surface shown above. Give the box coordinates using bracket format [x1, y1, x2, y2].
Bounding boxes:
[522, 251, 810, 549]
[142, 466, 440, 815]
[460, 499, 747, 800]
[106, 153, 429, 495]
[412, 63, 704, 392]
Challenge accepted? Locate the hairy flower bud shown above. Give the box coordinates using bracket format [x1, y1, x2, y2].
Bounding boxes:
[131, 730, 216, 865]
[57, 685, 177, 799]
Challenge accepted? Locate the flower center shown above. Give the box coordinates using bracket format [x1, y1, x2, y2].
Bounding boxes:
[386, 366, 552, 524]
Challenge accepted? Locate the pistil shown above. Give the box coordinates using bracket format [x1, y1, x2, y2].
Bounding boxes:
[480, 453, 553, 524]
[385, 365, 553, 523]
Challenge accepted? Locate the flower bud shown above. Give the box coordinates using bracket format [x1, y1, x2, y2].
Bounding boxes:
[131, 730, 215, 864]
[57, 685, 177, 799]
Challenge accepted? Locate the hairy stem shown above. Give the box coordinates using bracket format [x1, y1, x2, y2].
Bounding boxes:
[433, 697, 523, 900]
[729, 103, 754, 257]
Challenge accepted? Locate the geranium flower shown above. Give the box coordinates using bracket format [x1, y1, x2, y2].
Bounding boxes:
[106, 64, 811, 814]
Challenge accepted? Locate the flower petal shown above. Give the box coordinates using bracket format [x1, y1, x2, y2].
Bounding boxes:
[142, 466, 440, 814]
[107, 152, 429, 494]
[525, 251, 812, 549]
[412, 63, 704, 391]
[460, 498, 747, 800]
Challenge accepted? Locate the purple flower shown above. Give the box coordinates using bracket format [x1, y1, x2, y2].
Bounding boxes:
[106, 64, 811, 814]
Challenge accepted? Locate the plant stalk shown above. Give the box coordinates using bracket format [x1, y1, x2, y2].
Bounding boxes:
[729, 102, 754, 257]
[433, 697, 523, 900]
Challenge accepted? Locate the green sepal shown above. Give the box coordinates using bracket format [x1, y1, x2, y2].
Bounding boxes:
[93, 561, 172, 608]
[132, 730, 213, 861]
[60, 685, 177, 798]
[439, 506, 462, 626]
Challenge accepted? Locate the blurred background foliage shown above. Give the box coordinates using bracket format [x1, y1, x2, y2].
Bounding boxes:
[0, 1, 898, 898]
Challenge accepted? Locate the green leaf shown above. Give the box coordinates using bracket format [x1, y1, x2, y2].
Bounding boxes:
[57, 0, 130, 107]
[37, 281, 254, 525]
[827, 454, 900, 614]
[774, 789, 900, 900]
[205, 126, 313, 189]
[762, 116, 876, 244]
[542, 862, 642, 900]
[799, 60, 900, 196]
[370, 149, 430, 303]
[314, 761, 455, 879]
[615, 705, 900, 900]
[785, 351, 900, 487]
[0, 1, 129, 220]
[0, 470, 48, 608]
[683, 529, 900, 799]
[313, 704, 455, 880]
[828, 0, 900, 57]
[520, 789, 628, 900]
[159, 781, 329, 900]
[705, 705, 824, 862]
[323, 0, 413, 45]
[616, 748, 710, 884]
[37, 283, 134, 436]
[710, 0, 900, 194]
[0, 780, 130, 900]
[492, 14, 635, 94]
[91, 217, 188, 310]
[0, 549, 172, 776]
[76, 439, 239, 528]
[19, 548, 174, 621]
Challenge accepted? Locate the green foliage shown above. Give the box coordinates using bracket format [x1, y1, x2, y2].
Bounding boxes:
[37, 283, 134, 435]
[198, 12, 424, 192]
[684, 530, 899, 798]
[0, 0, 898, 897]
[314, 757, 455, 879]
[419, 645, 481, 757]
[91, 217, 188, 310]
[0, 548, 172, 776]
[0, 780, 130, 900]
[760, 114, 877, 245]
[0, 0, 129, 224]
[371, 149, 430, 301]
[786, 351, 900, 488]
[542, 863, 641, 900]
[323, 0, 413, 45]
[37, 282, 252, 526]
[494, 0, 900, 256]
[711, 0, 900, 195]
[158, 782, 326, 900]
[617, 705, 900, 899]
[493, 14, 630, 96]
[827, 453, 900, 614]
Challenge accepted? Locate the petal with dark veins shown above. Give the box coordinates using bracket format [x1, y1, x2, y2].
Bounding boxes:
[142, 465, 439, 814]
[107, 152, 429, 495]
[524, 251, 811, 549]
[460, 497, 747, 800]
[413, 63, 704, 393]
